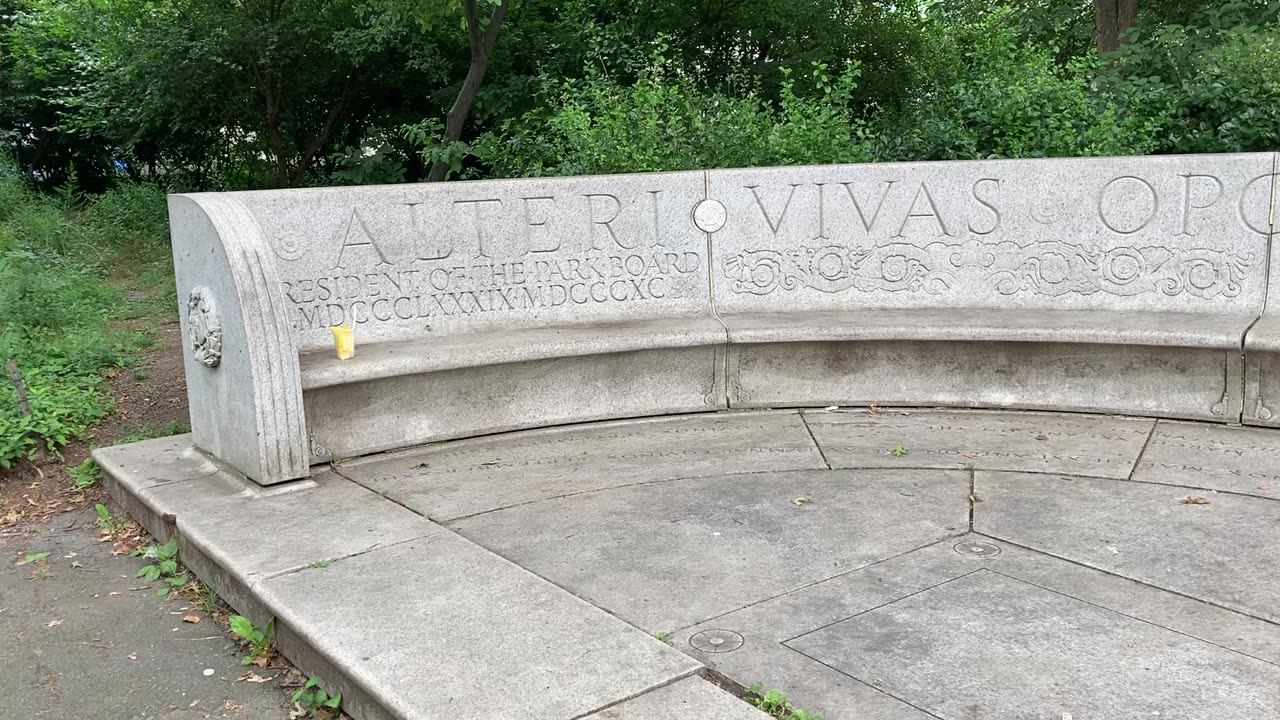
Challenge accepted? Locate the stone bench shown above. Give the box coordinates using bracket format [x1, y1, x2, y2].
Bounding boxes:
[169, 153, 1279, 486]
[1245, 243, 1280, 426]
[170, 172, 728, 485]
[709, 155, 1277, 423]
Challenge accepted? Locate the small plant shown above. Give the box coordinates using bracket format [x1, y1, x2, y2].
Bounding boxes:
[70, 458, 101, 491]
[229, 615, 274, 666]
[189, 580, 220, 614]
[18, 550, 52, 579]
[655, 631, 670, 644]
[291, 675, 342, 718]
[135, 537, 189, 596]
[94, 503, 127, 537]
[745, 683, 824, 720]
[305, 559, 331, 569]
[888, 443, 909, 457]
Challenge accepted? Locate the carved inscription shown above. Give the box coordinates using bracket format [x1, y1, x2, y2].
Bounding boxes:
[265, 188, 704, 331]
[721, 172, 1271, 300]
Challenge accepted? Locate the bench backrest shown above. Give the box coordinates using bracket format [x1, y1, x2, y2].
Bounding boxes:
[168, 153, 1279, 486]
[708, 154, 1276, 317]
[176, 171, 712, 354]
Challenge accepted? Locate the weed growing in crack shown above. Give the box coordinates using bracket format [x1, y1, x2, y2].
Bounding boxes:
[134, 537, 189, 596]
[745, 683, 824, 719]
[229, 615, 274, 666]
[291, 675, 342, 718]
[94, 503, 127, 538]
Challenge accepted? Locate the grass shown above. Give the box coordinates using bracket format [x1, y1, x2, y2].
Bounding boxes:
[0, 159, 173, 469]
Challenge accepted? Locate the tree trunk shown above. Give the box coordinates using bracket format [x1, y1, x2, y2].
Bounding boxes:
[426, 0, 510, 182]
[1095, 0, 1138, 54]
[5, 358, 47, 463]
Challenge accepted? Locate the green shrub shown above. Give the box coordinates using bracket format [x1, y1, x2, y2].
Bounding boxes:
[0, 158, 169, 468]
[473, 50, 873, 177]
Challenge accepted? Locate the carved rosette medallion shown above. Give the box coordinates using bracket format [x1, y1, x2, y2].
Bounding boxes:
[186, 287, 223, 368]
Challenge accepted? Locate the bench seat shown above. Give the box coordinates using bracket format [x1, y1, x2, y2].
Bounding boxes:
[300, 317, 727, 389]
[299, 317, 729, 459]
[1245, 314, 1280, 426]
[723, 309, 1250, 421]
[722, 309, 1254, 349]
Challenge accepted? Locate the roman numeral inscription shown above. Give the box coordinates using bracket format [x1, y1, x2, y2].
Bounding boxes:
[238, 176, 708, 349]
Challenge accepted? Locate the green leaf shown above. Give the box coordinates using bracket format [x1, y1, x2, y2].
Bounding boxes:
[22, 551, 51, 564]
[158, 559, 178, 575]
[158, 538, 179, 559]
[95, 503, 110, 519]
[137, 565, 161, 581]
[229, 614, 254, 640]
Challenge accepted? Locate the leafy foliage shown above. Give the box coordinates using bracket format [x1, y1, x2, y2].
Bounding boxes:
[291, 676, 342, 718]
[135, 537, 190, 596]
[228, 615, 275, 666]
[0, 157, 169, 469]
[745, 683, 824, 720]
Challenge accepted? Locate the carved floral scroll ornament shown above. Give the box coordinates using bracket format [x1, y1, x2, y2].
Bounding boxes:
[186, 287, 223, 368]
[722, 239, 1254, 300]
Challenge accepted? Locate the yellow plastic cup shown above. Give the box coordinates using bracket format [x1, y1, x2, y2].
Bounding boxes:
[330, 325, 355, 360]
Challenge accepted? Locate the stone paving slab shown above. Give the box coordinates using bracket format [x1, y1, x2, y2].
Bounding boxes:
[342, 411, 826, 521]
[1132, 420, 1280, 498]
[96, 440, 439, 625]
[803, 409, 1153, 478]
[95, 439, 707, 720]
[672, 534, 1280, 719]
[257, 535, 700, 720]
[788, 570, 1280, 719]
[976, 470, 1280, 623]
[451, 467, 969, 632]
[584, 677, 770, 719]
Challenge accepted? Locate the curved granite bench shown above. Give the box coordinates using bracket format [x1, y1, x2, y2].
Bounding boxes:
[709, 154, 1277, 423]
[1245, 241, 1280, 426]
[169, 153, 1280, 486]
[170, 172, 728, 485]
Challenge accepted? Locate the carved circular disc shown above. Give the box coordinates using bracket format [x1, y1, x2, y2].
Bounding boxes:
[953, 540, 1001, 558]
[689, 629, 744, 653]
[693, 200, 727, 233]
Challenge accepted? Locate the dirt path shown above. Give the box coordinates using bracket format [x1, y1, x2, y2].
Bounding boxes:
[1, 316, 306, 719]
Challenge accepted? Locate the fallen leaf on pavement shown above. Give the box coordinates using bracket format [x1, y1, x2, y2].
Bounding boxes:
[1182, 496, 1211, 505]
[238, 671, 274, 683]
[46, 619, 62, 627]
[182, 614, 201, 624]
[791, 497, 811, 506]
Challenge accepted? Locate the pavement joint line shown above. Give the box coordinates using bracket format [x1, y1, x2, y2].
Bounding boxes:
[669, 532, 971, 636]
[797, 412, 834, 470]
[781, 642, 949, 720]
[781, 569, 986, 647]
[251, 531, 441, 585]
[967, 465, 977, 532]
[971, 530, 1280, 628]
[962, 465, 1280, 502]
[566, 670, 705, 720]
[418, 459, 832, 525]
[1127, 419, 1161, 482]
[980, 567, 1280, 669]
